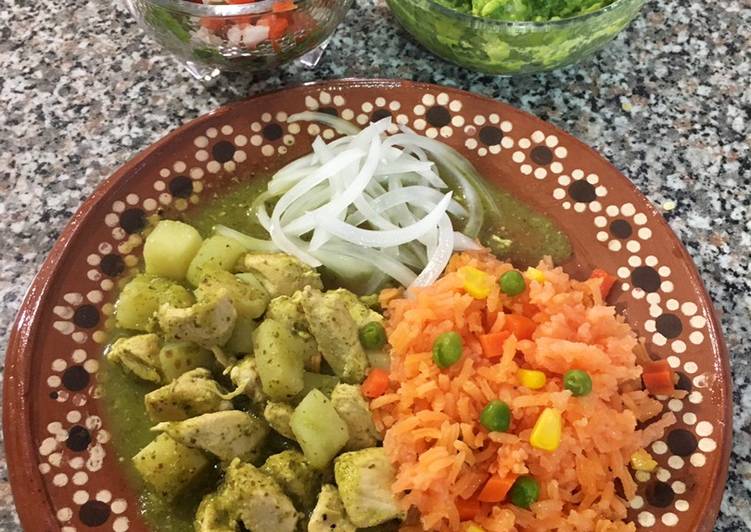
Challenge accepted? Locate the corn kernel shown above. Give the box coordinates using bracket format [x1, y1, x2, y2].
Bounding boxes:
[630, 449, 658, 472]
[465, 524, 485, 532]
[459, 266, 491, 299]
[518, 369, 547, 389]
[525, 267, 546, 283]
[530, 407, 561, 452]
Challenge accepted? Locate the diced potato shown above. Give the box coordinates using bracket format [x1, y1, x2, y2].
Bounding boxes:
[223, 314, 256, 355]
[199, 270, 269, 320]
[254, 319, 305, 401]
[115, 274, 194, 332]
[334, 448, 400, 527]
[158, 341, 215, 381]
[144, 368, 232, 422]
[107, 333, 162, 383]
[143, 220, 203, 281]
[154, 410, 269, 463]
[187, 235, 246, 287]
[132, 433, 211, 500]
[290, 389, 349, 469]
[261, 450, 322, 511]
[266, 293, 320, 370]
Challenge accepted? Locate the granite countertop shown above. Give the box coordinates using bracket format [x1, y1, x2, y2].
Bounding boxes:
[1, 0, 749, 529]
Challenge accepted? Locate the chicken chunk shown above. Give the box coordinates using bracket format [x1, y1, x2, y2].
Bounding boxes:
[195, 459, 299, 532]
[300, 287, 369, 384]
[308, 485, 356, 532]
[107, 333, 162, 383]
[144, 368, 232, 422]
[196, 269, 269, 320]
[157, 287, 237, 349]
[331, 384, 381, 450]
[261, 450, 322, 511]
[263, 402, 296, 440]
[235, 253, 322, 298]
[226, 356, 266, 404]
[329, 288, 384, 328]
[153, 410, 268, 462]
[334, 448, 401, 527]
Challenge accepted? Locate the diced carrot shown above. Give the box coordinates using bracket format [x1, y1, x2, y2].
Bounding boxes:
[642, 359, 676, 396]
[522, 302, 539, 317]
[478, 331, 511, 359]
[273, 0, 296, 12]
[456, 497, 481, 520]
[503, 315, 536, 340]
[362, 368, 390, 398]
[257, 14, 289, 39]
[200, 16, 225, 31]
[590, 268, 617, 299]
[477, 474, 518, 503]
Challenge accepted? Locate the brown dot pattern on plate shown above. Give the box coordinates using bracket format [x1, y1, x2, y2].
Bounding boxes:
[631, 265, 662, 292]
[66, 425, 91, 452]
[645, 481, 675, 508]
[118, 208, 146, 234]
[79, 500, 111, 527]
[426, 106, 451, 127]
[212, 140, 236, 163]
[62, 365, 90, 391]
[99, 254, 125, 277]
[73, 305, 100, 329]
[169, 176, 193, 198]
[262, 123, 284, 141]
[655, 314, 683, 339]
[610, 219, 633, 239]
[479, 126, 503, 146]
[667, 429, 698, 456]
[530, 145, 554, 165]
[568, 180, 597, 203]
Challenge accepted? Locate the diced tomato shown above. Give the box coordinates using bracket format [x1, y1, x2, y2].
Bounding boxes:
[478, 331, 511, 359]
[456, 497, 482, 520]
[642, 359, 676, 396]
[273, 0, 297, 12]
[503, 315, 536, 340]
[200, 16, 225, 31]
[257, 14, 289, 39]
[362, 368, 390, 398]
[590, 268, 617, 299]
[477, 474, 518, 503]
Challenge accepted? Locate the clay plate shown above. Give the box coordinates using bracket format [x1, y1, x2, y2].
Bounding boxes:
[3, 80, 731, 532]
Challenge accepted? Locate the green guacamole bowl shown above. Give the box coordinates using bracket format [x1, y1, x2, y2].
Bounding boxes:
[386, 0, 646, 75]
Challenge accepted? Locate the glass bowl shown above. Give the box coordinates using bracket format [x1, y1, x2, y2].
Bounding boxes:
[386, 0, 646, 75]
[125, 0, 353, 79]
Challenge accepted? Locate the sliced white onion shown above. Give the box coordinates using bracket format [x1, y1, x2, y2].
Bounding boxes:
[214, 225, 279, 252]
[235, 118, 492, 290]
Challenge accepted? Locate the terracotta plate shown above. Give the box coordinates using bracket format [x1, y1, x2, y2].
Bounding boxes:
[3, 80, 731, 532]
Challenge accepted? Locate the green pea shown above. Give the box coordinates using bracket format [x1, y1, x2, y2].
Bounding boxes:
[510, 475, 539, 508]
[358, 322, 387, 350]
[432, 332, 463, 368]
[563, 369, 592, 396]
[479, 400, 511, 432]
[499, 270, 526, 296]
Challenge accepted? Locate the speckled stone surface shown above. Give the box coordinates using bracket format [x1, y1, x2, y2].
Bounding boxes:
[1, 0, 749, 529]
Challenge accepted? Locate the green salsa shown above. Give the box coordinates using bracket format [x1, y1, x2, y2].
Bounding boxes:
[100, 170, 570, 530]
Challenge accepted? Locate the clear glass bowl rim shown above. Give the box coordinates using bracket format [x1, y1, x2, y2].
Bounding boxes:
[144, 0, 318, 16]
[405, 0, 637, 29]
